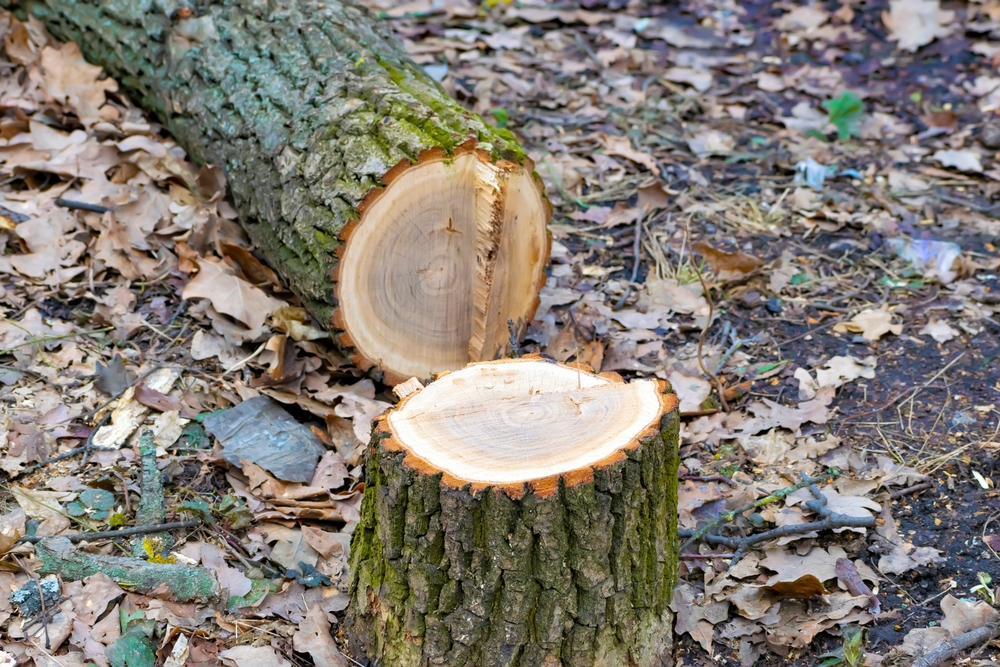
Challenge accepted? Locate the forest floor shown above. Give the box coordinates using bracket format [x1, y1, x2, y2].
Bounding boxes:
[2, 0, 1000, 666]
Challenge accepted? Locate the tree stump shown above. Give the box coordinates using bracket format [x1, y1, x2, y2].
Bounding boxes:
[348, 357, 680, 667]
[13, 0, 551, 383]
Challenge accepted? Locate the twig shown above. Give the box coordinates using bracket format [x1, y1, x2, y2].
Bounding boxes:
[680, 474, 738, 487]
[12, 555, 51, 649]
[689, 234, 730, 413]
[935, 191, 1000, 213]
[678, 483, 877, 566]
[910, 623, 1000, 667]
[714, 331, 761, 375]
[0, 325, 113, 357]
[726, 486, 876, 563]
[613, 209, 645, 311]
[18, 520, 202, 544]
[888, 481, 934, 499]
[13, 413, 110, 479]
[900, 352, 966, 434]
[679, 470, 840, 551]
[779, 317, 844, 346]
[81, 365, 164, 419]
[508, 318, 520, 358]
[679, 553, 732, 559]
[131, 430, 171, 557]
[55, 197, 112, 214]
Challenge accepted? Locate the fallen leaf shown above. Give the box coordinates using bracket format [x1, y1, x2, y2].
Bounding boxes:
[219, 646, 292, 667]
[932, 149, 982, 173]
[763, 574, 828, 598]
[662, 67, 713, 92]
[883, 0, 954, 53]
[693, 242, 764, 280]
[742, 429, 793, 465]
[292, 605, 348, 667]
[835, 308, 902, 341]
[774, 6, 830, 32]
[919, 319, 958, 343]
[182, 257, 285, 330]
[39, 43, 117, 125]
[669, 370, 712, 413]
[601, 134, 659, 175]
[687, 129, 735, 158]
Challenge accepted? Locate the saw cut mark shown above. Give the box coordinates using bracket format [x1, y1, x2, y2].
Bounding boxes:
[387, 357, 666, 485]
[337, 151, 548, 380]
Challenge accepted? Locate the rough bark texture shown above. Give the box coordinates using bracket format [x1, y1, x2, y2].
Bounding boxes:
[10, 0, 538, 377]
[348, 399, 680, 667]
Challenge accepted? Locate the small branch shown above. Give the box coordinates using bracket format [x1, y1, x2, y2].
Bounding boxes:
[507, 318, 520, 358]
[680, 474, 737, 487]
[0, 325, 113, 357]
[888, 481, 934, 499]
[18, 520, 201, 544]
[911, 623, 1000, 667]
[690, 235, 730, 413]
[613, 208, 646, 311]
[13, 413, 110, 479]
[679, 470, 840, 551]
[131, 430, 171, 557]
[34, 536, 218, 603]
[55, 197, 112, 214]
[680, 483, 877, 567]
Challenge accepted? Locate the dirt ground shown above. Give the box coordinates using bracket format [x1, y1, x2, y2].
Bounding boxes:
[2, 0, 1000, 665]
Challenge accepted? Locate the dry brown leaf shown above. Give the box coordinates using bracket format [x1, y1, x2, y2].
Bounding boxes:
[601, 134, 659, 175]
[835, 308, 902, 341]
[292, 605, 349, 667]
[693, 241, 764, 280]
[883, 0, 954, 52]
[39, 42, 117, 125]
[763, 574, 828, 598]
[182, 256, 285, 330]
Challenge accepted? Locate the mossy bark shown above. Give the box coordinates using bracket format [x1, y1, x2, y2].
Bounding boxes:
[347, 410, 680, 667]
[8, 0, 533, 374]
[35, 537, 219, 604]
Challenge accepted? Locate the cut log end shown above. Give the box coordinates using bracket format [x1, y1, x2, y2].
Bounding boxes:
[382, 357, 674, 496]
[336, 149, 550, 382]
[349, 357, 680, 667]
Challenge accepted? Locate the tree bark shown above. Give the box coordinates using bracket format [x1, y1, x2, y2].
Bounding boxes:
[348, 358, 680, 667]
[11, 0, 550, 383]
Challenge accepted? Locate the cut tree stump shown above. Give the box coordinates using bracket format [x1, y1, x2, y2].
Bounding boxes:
[348, 357, 680, 667]
[11, 0, 551, 382]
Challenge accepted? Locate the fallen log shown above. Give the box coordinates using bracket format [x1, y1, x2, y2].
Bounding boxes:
[348, 357, 680, 667]
[11, 0, 551, 382]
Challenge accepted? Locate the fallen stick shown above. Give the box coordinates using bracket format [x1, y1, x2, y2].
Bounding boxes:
[34, 537, 218, 603]
[678, 484, 877, 566]
[910, 623, 1000, 667]
[18, 521, 201, 545]
[679, 470, 840, 551]
[888, 481, 933, 499]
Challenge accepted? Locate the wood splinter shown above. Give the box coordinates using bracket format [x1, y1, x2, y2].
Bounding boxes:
[348, 356, 681, 667]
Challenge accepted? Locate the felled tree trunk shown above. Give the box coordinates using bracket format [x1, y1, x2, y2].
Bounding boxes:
[12, 0, 551, 383]
[348, 357, 680, 667]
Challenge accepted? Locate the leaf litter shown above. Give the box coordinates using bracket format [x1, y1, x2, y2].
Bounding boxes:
[0, 1, 999, 666]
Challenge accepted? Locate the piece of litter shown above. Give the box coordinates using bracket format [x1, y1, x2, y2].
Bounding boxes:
[793, 157, 834, 191]
[885, 237, 963, 284]
[204, 396, 327, 483]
